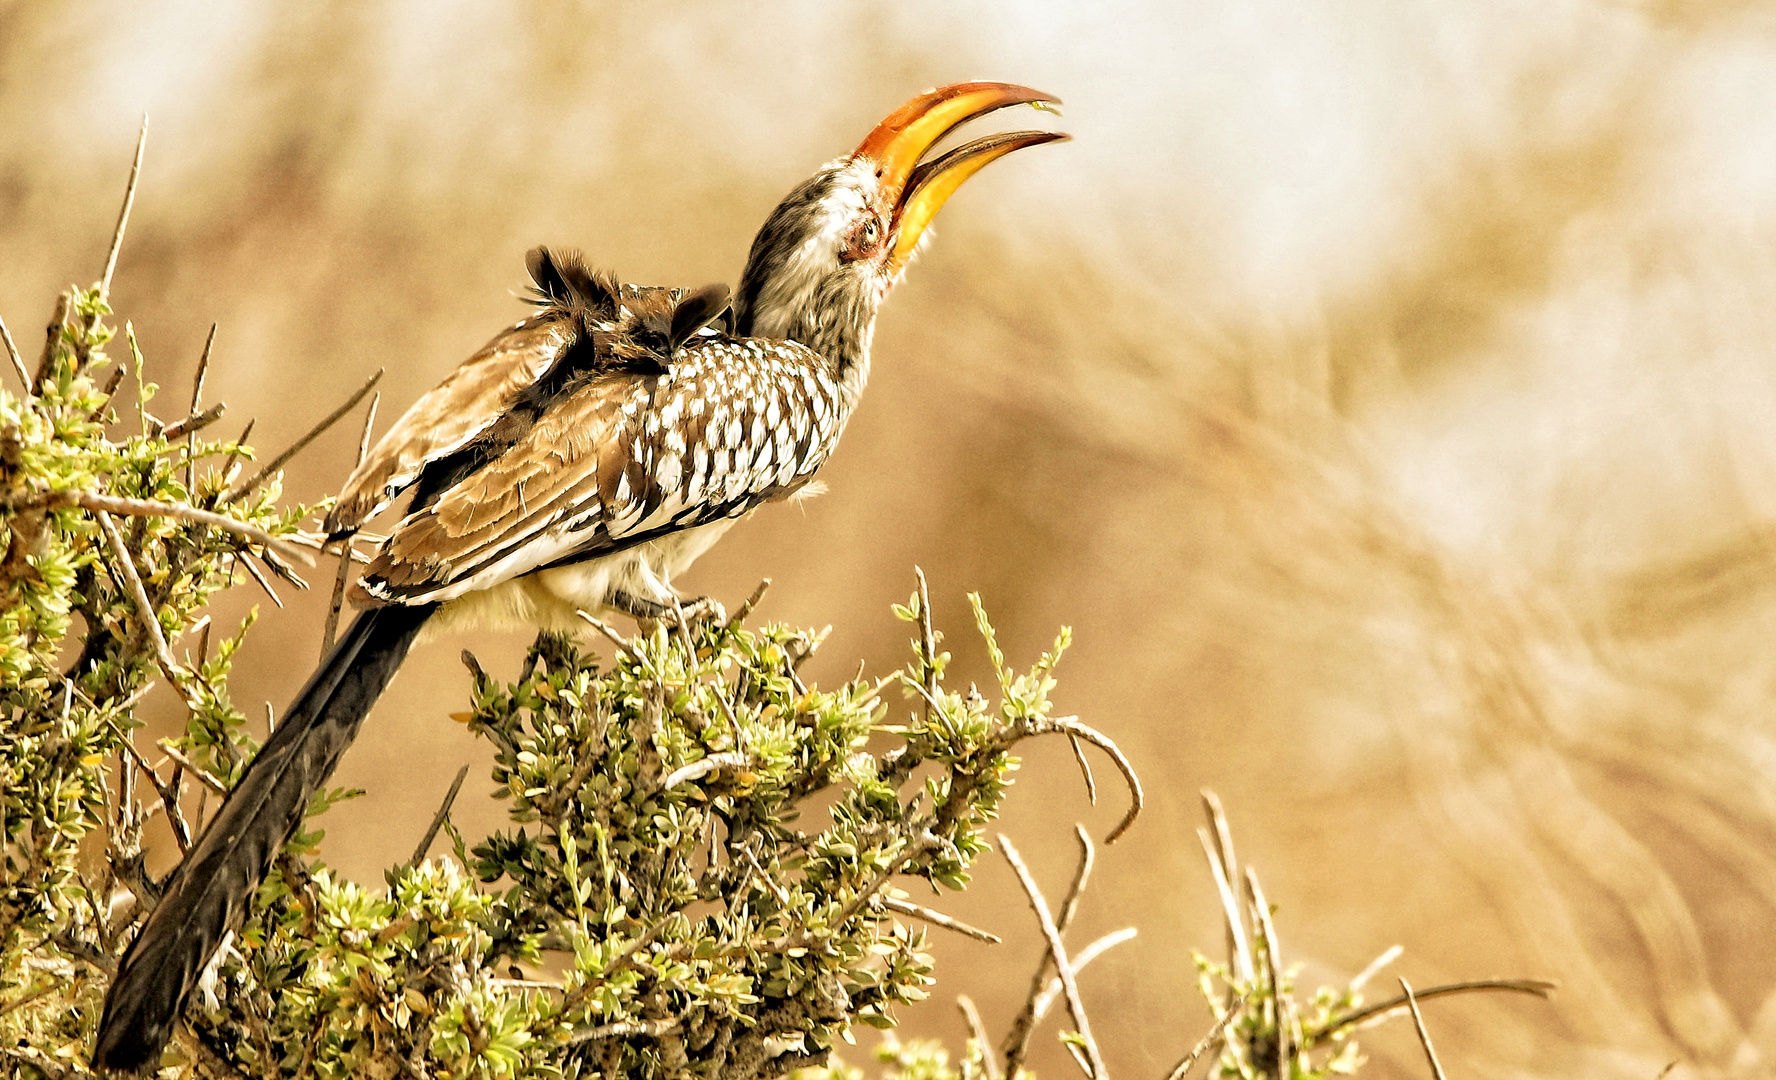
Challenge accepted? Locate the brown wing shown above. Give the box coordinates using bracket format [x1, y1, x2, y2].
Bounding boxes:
[358, 336, 847, 606]
[325, 315, 575, 534]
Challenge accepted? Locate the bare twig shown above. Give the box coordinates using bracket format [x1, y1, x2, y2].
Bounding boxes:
[1164, 997, 1244, 1080]
[162, 402, 225, 441]
[225, 368, 382, 502]
[185, 323, 216, 494]
[155, 740, 228, 795]
[663, 752, 749, 791]
[1067, 734, 1097, 804]
[1351, 944, 1403, 991]
[94, 509, 196, 705]
[958, 995, 1002, 1080]
[0, 980, 59, 1018]
[721, 577, 772, 636]
[1058, 824, 1094, 932]
[189, 323, 216, 413]
[1004, 825, 1097, 1077]
[216, 417, 254, 488]
[1050, 717, 1141, 843]
[1327, 978, 1556, 1031]
[8, 488, 312, 565]
[1031, 928, 1138, 1024]
[1203, 790, 1239, 893]
[998, 834, 1108, 1080]
[577, 609, 635, 661]
[1246, 868, 1292, 1075]
[883, 896, 1001, 944]
[0, 314, 27, 390]
[355, 389, 380, 463]
[914, 566, 939, 721]
[407, 764, 470, 869]
[106, 722, 191, 855]
[1399, 979, 1448, 1080]
[1198, 792, 1253, 984]
[34, 293, 70, 389]
[740, 847, 793, 907]
[100, 115, 149, 302]
[565, 1016, 681, 1046]
[240, 554, 283, 607]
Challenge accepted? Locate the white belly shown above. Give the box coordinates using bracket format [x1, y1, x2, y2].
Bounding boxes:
[418, 517, 741, 641]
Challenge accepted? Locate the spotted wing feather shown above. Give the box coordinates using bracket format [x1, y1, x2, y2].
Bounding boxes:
[359, 335, 846, 605]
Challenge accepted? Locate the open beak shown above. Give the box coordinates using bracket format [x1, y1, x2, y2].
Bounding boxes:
[851, 81, 1069, 270]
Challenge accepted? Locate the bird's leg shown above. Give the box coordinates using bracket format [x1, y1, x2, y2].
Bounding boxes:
[634, 560, 727, 628]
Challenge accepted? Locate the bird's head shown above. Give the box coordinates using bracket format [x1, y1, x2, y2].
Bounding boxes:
[736, 81, 1067, 373]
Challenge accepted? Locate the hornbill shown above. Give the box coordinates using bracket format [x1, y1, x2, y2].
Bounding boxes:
[92, 81, 1066, 1072]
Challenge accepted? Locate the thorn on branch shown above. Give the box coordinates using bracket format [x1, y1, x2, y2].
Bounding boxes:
[0, 314, 27, 390]
[100, 115, 149, 303]
[407, 764, 470, 869]
[722, 578, 771, 637]
[225, 368, 382, 502]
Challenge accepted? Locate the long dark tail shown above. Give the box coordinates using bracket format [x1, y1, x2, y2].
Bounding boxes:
[92, 603, 434, 1073]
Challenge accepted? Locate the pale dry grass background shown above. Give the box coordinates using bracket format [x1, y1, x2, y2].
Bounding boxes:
[5, 1, 1776, 1076]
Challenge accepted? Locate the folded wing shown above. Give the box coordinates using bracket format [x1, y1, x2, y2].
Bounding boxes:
[359, 335, 848, 606]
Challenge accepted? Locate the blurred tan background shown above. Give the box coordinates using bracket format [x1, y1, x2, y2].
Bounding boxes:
[7, 0, 1776, 1076]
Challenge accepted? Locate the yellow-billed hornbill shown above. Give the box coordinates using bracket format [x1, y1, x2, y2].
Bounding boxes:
[92, 82, 1065, 1073]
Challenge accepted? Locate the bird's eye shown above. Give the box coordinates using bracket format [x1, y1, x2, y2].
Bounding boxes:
[861, 219, 879, 245]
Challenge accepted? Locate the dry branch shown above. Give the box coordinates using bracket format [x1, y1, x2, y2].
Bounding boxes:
[407, 764, 470, 869]
[882, 896, 1002, 944]
[0, 314, 27, 389]
[1328, 978, 1556, 1031]
[99, 116, 148, 302]
[957, 995, 1002, 1080]
[1163, 999, 1243, 1080]
[1049, 718, 1140, 843]
[1399, 979, 1448, 1080]
[998, 834, 1108, 1080]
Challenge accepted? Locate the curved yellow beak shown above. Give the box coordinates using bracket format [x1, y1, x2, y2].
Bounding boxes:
[850, 81, 1068, 270]
[891, 129, 1070, 269]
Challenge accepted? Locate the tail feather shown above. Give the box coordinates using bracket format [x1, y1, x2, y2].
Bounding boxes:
[92, 603, 433, 1073]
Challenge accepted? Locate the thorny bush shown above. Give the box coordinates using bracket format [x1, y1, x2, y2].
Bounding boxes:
[0, 283, 1137, 1079]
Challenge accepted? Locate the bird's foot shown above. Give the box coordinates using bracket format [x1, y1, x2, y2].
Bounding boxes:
[606, 590, 725, 628]
[676, 595, 727, 627]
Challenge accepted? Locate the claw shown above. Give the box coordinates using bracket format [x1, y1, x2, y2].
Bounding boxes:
[678, 595, 727, 626]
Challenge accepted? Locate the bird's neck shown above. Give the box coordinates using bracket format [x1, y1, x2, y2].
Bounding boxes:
[752, 282, 881, 408]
